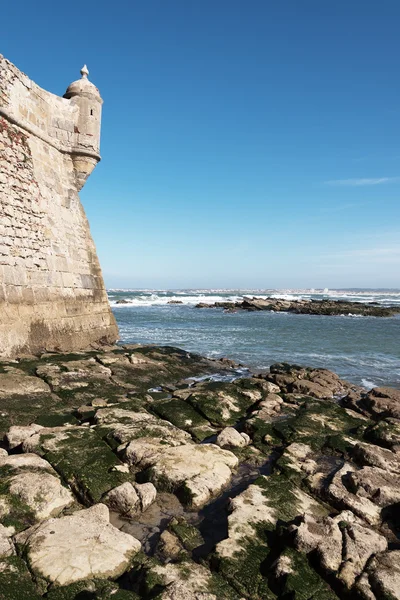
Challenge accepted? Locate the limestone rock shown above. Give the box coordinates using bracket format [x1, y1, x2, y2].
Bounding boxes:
[347, 466, 400, 507]
[0, 525, 15, 558]
[0, 453, 74, 524]
[0, 369, 50, 397]
[95, 407, 191, 446]
[104, 482, 140, 516]
[292, 511, 387, 588]
[134, 481, 157, 511]
[352, 441, 400, 474]
[15, 504, 141, 586]
[216, 427, 250, 448]
[365, 387, 400, 419]
[36, 358, 112, 391]
[6, 423, 44, 449]
[367, 550, 400, 600]
[126, 443, 238, 508]
[148, 561, 219, 600]
[8, 471, 74, 521]
[157, 530, 183, 561]
[327, 463, 381, 525]
[216, 483, 274, 559]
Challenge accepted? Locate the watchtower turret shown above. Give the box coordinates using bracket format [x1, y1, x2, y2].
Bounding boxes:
[64, 65, 103, 190]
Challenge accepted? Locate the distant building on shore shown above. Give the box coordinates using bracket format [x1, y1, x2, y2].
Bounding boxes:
[0, 56, 118, 356]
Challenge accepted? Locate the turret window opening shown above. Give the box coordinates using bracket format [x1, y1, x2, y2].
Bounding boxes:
[90, 109, 94, 116]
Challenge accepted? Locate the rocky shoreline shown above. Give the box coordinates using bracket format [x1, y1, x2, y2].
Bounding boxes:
[0, 344, 399, 599]
[196, 297, 400, 317]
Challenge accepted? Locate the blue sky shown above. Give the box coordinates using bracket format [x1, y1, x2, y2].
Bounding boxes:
[3, 1, 400, 288]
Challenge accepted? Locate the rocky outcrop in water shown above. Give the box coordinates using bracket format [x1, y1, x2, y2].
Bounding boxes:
[196, 297, 400, 316]
[0, 345, 399, 599]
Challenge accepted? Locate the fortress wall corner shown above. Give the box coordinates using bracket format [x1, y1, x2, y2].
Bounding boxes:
[0, 55, 118, 356]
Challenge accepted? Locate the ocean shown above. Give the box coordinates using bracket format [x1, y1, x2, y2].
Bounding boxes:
[109, 289, 400, 389]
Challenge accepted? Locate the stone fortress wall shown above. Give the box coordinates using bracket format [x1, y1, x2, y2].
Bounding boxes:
[0, 55, 118, 356]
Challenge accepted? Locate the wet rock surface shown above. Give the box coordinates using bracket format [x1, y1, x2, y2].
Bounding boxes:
[196, 296, 400, 316]
[0, 345, 399, 598]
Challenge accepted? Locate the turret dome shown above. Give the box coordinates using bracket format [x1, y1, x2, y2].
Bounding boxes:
[64, 65, 101, 100]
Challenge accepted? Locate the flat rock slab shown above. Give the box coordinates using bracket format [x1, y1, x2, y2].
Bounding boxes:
[19, 425, 129, 504]
[95, 406, 191, 447]
[15, 504, 141, 586]
[128, 443, 239, 508]
[186, 378, 269, 426]
[0, 453, 73, 531]
[0, 368, 51, 397]
[0, 556, 41, 600]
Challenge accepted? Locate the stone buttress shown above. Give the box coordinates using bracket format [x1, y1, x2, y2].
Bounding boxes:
[0, 55, 118, 356]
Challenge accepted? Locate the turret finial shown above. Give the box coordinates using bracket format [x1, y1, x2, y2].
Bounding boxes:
[80, 65, 89, 79]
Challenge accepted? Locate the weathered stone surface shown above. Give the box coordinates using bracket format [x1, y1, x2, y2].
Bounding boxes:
[127, 443, 238, 508]
[134, 481, 157, 512]
[19, 425, 129, 504]
[216, 427, 250, 448]
[0, 556, 41, 600]
[0, 55, 118, 357]
[95, 406, 191, 449]
[0, 452, 74, 531]
[145, 561, 236, 600]
[327, 463, 382, 525]
[365, 387, 400, 419]
[0, 525, 14, 558]
[15, 504, 141, 586]
[292, 511, 387, 588]
[347, 466, 400, 507]
[0, 369, 50, 397]
[186, 378, 268, 426]
[6, 423, 44, 449]
[36, 358, 112, 391]
[367, 550, 400, 600]
[104, 482, 140, 516]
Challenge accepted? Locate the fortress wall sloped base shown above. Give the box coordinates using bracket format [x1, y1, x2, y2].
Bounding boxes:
[0, 56, 118, 356]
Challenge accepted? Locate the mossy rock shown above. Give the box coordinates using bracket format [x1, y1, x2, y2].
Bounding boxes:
[109, 345, 222, 394]
[36, 428, 130, 504]
[169, 517, 204, 552]
[0, 556, 41, 600]
[34, 412, 80, 428]
[276, 548, 339, 599]
[0, 394, 60, 440]
[151, 398, 210, 433]
[244, 417, 284, 451]
[143, 557, 241, 599]
[217, 523, 276, 599]
[364, 419, 400, 449]
[45, 579, 140, 599]
[0, 465, 37, 532]
[187, 379, 265, 427]
[272, 399, 366, 451]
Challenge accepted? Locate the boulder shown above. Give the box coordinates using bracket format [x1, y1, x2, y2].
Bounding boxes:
[15, 504, 141, 586]
[347, 466, 400, 507]
[104, 481, 157, 516]
[216, 427, 250, 448]
[365, 387, 400, 419]
[6, 424, 44, 449]
[0, 453, 74, 527]
[292, 511, 387, 588]
[125, 442, 238, 508]
[327, 463, 381, 525]
[352, 441, 400, 474]
[36, 358, 112, 391]
[367, 550, 400, 600]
